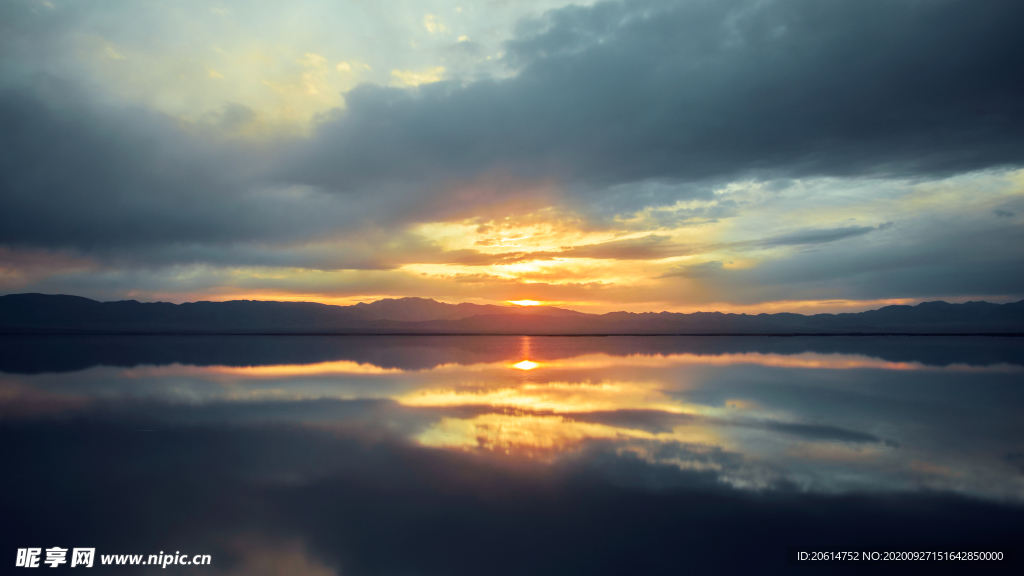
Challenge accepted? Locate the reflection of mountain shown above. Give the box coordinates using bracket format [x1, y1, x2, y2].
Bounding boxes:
[2, 293, 1024, 335]
[2, 334, 1022, 374]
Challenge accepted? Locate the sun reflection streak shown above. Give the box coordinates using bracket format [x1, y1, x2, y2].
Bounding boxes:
[395, 381, 698, 415]
[115, 351, 1020, 382]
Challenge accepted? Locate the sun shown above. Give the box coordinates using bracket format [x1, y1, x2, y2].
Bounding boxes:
[509, 300, 542, 306]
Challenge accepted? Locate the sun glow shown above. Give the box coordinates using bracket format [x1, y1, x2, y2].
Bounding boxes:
[512, 360, 540, 370]
[509, 300, 541, 306]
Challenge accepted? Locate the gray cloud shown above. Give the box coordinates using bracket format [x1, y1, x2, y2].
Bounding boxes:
[0, 87, 352, 251]
[657, 224, 888, 278]
[662, 213, 1024, 303]
[559, 234, 695, 260]
[4, 0, 1023, 253]
[294, 0, 1024, 198]
[0, 0, 1021, 304]
[660, 260, 724, 279]
[755, 225, 880, 247]
[443, 234, 700, 266]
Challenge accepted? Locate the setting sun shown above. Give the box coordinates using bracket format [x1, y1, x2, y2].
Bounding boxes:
[509, 300, 542, 306]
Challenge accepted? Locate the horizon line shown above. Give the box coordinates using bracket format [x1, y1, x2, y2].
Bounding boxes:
[3, 292, 1023, 319]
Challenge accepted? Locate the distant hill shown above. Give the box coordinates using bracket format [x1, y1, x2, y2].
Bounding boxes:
[1, 293, 1023, 335]
[346, 297, 585, 322]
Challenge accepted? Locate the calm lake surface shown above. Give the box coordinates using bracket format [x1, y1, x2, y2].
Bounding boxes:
[2, 335, 1022, 574]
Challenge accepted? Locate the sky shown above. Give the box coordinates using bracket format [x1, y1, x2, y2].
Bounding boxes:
[1, 0, 1022, 314]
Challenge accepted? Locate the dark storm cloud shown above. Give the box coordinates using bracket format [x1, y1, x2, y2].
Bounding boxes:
[0, 84, 454, 269]
[0, 88, 348, 250]
[0, 0, 404, 259]
[295, 0, 1024, 195]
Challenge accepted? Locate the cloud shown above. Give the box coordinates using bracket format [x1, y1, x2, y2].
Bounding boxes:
[434, 235, 700, 267]
[660, 209, 1024, 303]
[422, 14, 448, 35]
[500, 234, 699, 263]
[104, 45, 125, 60]
[658, 224, 889, 278]
[558, 234, 695, 260]
[294, 0, 1024, 200]
[0, 86, 374, 255]
[0, 0, 1021, 307]
[660, 260, 724, 279]
[752, 225, 880, 248]
[7, 0, 1024, 248]
[390, 66, 446, 87]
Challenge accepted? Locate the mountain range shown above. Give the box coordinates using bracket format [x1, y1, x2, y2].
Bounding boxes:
[1, 293, 1023, 335]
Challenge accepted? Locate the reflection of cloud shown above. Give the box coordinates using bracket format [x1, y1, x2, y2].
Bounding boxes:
[400, 376, 728, 458]
[725, 399, 759, 411]
[396, 381, 692, 414]
[215, 534, 336, 576]
[910, 460, 956, 477]
[123, 361, 405, 379]
[8, 337, 1022, 500]
[516, 352, 1024, 373]
[127, 350, 1021, 382]
[0, 377, 90, 419]
[785, 442, 885, 463]
[5, 409, 1024, 573]
[416, 413, 722, 457]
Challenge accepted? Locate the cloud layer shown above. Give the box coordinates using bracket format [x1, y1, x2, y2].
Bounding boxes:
[297, 0, 1024, 194]
[0, 0, 1022, 309]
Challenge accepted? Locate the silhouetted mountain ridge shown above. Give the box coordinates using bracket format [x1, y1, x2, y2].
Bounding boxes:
[347, 297, 585, 322]
[1, 293, 1022, 334]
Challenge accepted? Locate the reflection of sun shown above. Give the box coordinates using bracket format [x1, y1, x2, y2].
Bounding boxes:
[512, 360, 539, 370]
[509, 300, 541, 306]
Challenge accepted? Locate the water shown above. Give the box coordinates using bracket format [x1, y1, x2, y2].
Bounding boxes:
[2, 335, 1022, 574]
